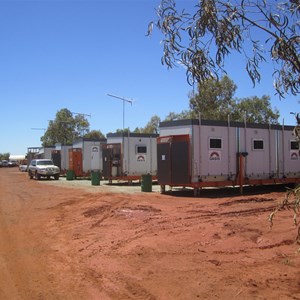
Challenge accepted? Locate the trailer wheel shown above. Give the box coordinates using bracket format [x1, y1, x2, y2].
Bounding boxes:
[193, 188, 200, 197]
[35, 172, 41, 180]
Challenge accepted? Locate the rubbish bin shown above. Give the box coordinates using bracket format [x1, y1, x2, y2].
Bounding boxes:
[66, 170, 75, 181]
[91, 170, 100, 186]
[141, 174, 152, 192]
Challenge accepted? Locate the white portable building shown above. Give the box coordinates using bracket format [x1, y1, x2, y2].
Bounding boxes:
[72, 138, 107, 174]
[102, 132, 158, 180]
[158, 119, 300, 192]
[34, 146, 55, 160]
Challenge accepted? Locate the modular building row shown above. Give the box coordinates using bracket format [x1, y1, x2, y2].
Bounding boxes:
[27, 118, 300, 191]
[28, 133, 158, 180]
[157, 119, 300, 193]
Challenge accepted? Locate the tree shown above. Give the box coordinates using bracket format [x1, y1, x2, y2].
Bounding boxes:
[84, 130, 105, 139]
[164, 110, 192, 121]
[114, 128, 130, 134]
[148, 0, 300, 97]
[142, 115, 161, 134]
[233, 95, 280, 124]
[189, 75, 279, 123]
[41, 108, 90, 146]
[0, 153, 10, 161]
[189, 75, 237, 120]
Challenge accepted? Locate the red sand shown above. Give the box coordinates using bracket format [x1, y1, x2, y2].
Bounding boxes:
[0, 168, 299, 299]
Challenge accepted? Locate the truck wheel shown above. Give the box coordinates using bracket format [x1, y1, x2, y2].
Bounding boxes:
[29, 171, 33, 179]
[35, 172, 41, 180]
[54, 174, 59, 180]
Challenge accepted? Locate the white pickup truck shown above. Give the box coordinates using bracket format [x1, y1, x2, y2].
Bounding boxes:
[28, 159, 60, 180]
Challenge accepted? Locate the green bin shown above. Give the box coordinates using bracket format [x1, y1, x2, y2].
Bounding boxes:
[91, 171, 100, 186]
[141, 174, 152, 192]
[66, 170, 75, 181]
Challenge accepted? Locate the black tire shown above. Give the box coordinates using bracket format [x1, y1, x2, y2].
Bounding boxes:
[28, 171, 33, 179]
[35, 172, 41, 180]
[54, 174, 59, 180]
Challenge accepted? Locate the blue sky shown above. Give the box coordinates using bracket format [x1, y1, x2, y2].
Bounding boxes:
[0, 0, 299, 155]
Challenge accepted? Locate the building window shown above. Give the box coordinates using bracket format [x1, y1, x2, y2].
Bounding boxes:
[136, 145, 147, 154]
[209, 138, 222, 149]
[291, 140, 299, 150]
[253, 139, 264, 150]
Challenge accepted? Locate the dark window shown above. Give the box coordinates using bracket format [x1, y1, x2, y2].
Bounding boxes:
[291, 141, 299, 150]
[253, 139, 264, 150]
[136, 146, 147, 154]
[209, 138, 222, 149]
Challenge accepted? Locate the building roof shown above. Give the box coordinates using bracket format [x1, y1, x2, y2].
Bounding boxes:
[159, 118, 295, 131]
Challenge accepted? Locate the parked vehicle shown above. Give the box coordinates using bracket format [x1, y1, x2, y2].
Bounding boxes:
[19, 159, 28, 172]
[28, 159, 60, 180]
[19, 164, 28, 172]
[1, 160, 9, 167]
[8, 160, 17, 167]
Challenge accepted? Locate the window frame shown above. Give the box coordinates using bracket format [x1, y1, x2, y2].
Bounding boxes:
[290, 140, 299, 150]
[209, 137, 222, 150]
[252, 139, 264, 150]
[136, 145, 147, 154]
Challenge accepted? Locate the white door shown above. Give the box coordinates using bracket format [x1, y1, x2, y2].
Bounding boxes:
[91, 146, 100, 170]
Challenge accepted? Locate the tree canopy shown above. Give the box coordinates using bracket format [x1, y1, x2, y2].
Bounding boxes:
[189, 75, 237, 120]
[41, 108, 90, 146]
[189, 75, 280, 123]
[0, 153, 10, 161]
[148, 0, 300, 97]
[84, 130, 105, 140]
[232, 95, 280, 124]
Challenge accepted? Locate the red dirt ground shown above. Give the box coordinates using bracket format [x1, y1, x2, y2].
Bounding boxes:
[0, 167, 299, 299]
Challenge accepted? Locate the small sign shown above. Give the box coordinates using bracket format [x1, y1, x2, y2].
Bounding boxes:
[162, 155, 166, 161]
[290, 151, 299, 160]
[137, 155, 146, 162]
[92, 146, 99, 152]
[209, 150, 221, 161]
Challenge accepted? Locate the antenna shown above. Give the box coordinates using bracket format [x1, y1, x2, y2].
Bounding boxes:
[107, 93, 135, 131]
[31, 128, 46, 131]
[71, 112, 92, 118]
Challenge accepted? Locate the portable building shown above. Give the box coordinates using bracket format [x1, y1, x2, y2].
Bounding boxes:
[51, 143, 72, 173]
[102, 132, 158, 181]
[34, 146, 55, 160]
[158, 119, 300, 193]
[27, 147, 42, 165]
[72, 138, 107, 175]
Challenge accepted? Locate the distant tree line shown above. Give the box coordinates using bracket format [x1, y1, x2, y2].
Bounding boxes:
[0, 153, 10, 160]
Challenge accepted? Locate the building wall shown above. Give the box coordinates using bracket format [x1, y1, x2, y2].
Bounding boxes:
[158, 119, 300, 184]
[72, 139, 106, 173]
[106, 134, 158, 177]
